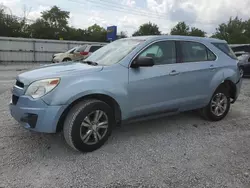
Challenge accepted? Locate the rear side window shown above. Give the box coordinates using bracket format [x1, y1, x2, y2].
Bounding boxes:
[180, 41, 216, 62]
[89, 46, 102, 52]
[212, 43, 237, 60]
[75, 46, 87, 52]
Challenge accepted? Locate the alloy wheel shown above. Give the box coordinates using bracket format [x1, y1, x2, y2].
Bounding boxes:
[210, 93, 228, 117]
[80, 110, 109, 145]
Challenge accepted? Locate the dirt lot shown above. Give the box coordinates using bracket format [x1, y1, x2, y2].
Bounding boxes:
[0, 66, 250, 188]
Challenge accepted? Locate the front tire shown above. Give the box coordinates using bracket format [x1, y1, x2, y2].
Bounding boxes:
[200, 86, 230, 121]
[63, 99, 114, 152]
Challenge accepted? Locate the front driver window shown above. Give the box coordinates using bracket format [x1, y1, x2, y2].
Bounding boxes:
[138, 41, 176, 65]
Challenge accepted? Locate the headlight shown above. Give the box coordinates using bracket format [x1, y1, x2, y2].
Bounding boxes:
[25, 78, 60, 99]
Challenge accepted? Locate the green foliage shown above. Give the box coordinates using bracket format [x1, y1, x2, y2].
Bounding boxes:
[211, 17, 250, 44]
[0, 7, 23, 37]
[170, 22, 190, 36]
[132, 22, 161, 36]
[1, 5, 250, 44]
[117, 31, 127, 39]
[189, 27, 206, 37]
[86, 24, 107, 42]
[41, 6, 69, 30]
[170, 22, 206, 37]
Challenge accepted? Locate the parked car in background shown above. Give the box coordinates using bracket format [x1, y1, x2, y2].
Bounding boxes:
[10, 35, 242, 152]
[52, 44, 104, 63]
[238, 53, 250, 77]
[234, 51, 247, 57]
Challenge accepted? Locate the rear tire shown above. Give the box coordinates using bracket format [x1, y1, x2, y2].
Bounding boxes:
[63, 99, 114, 152]
[200, 86, 230, 121]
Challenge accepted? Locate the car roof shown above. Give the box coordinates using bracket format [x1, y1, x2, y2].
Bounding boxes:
[128, 35, 226, 43]
[76, 44, 104, 48]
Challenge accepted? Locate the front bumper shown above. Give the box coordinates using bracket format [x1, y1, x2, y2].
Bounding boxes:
[9, 95, 66, 133]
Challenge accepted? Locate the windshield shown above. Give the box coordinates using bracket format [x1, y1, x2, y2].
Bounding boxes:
[84, 39, 144, 65]
[66, 47, 78, 53]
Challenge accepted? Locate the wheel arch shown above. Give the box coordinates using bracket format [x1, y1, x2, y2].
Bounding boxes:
[56, 93, 122, 132]
[214, 79, 237, 101]
[62, 57, 72, 61]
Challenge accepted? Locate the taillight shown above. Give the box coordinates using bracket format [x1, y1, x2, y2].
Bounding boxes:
[80, 51, 89, 55]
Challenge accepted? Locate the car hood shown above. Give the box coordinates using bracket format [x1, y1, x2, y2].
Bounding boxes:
[17, 62, 103, 85]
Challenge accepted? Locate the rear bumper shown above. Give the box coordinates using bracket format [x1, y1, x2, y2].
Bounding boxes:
[231, 78, 242, 104]
[9, 95, 66, 133]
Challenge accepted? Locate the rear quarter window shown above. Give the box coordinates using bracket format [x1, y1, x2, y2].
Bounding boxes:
[212, 43, 237, 60]
[179, 41, 216, 62]
[75, 46, 87, 52]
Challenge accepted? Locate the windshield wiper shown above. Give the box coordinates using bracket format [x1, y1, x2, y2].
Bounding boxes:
[81, 60, 98, 66]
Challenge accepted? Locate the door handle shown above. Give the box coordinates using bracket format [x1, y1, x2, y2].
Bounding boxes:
[209, 65, 216, 71]
[169, 70, 180, 76]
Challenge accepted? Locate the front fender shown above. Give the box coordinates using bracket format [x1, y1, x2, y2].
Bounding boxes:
[42, 77, 129, 118]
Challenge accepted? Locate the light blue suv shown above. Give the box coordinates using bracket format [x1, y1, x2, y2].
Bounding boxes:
[9, 35, 242, 152]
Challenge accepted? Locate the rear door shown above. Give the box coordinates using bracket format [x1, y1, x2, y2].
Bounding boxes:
[71, 46, 87, 60]
[176, 41, 217, 111]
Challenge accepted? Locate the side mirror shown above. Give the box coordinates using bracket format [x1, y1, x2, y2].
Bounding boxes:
[131, 56, 154, 68]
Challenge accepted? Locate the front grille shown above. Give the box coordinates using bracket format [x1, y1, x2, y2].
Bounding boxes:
[16, 80, 24, 88]
[12, 95, 19, 105]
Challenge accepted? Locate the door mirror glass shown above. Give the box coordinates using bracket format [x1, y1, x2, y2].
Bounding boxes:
[131, 56, 154, 68]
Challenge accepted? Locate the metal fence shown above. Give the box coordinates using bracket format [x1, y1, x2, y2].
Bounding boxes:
[0, 37, 107, 64]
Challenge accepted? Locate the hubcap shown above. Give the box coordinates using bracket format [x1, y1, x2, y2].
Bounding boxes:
[210, 93, 228, 116]
[80, 110, 108, 145]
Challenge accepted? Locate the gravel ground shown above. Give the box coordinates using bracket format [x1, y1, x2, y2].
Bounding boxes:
[0, 69, 250, 187]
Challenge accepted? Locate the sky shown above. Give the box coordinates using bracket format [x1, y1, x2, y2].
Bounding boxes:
[1, 0, 250, 36]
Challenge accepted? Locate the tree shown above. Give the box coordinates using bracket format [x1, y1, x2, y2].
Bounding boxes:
[29, 19, 56, 39]
[30, 6, 70, 40]
[170, 22, 189, 36]
[65, 28, 88, 41]
[211, 17, 250, 44]
[132, 22, 161, 36]
[41, 6, 69, 30]
[244, 19, 250, 42]
[117, 31, 127, 39]
[189, 27, 206, 37]
[0, 7, 24, 37]
[170, 22, 206, 37]
[86, 24, 107, 42]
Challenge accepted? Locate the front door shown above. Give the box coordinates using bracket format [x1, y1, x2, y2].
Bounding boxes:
[128, 40, 182, 118]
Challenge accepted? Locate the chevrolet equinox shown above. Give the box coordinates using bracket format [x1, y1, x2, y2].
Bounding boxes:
[10, 35, 242, 152]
